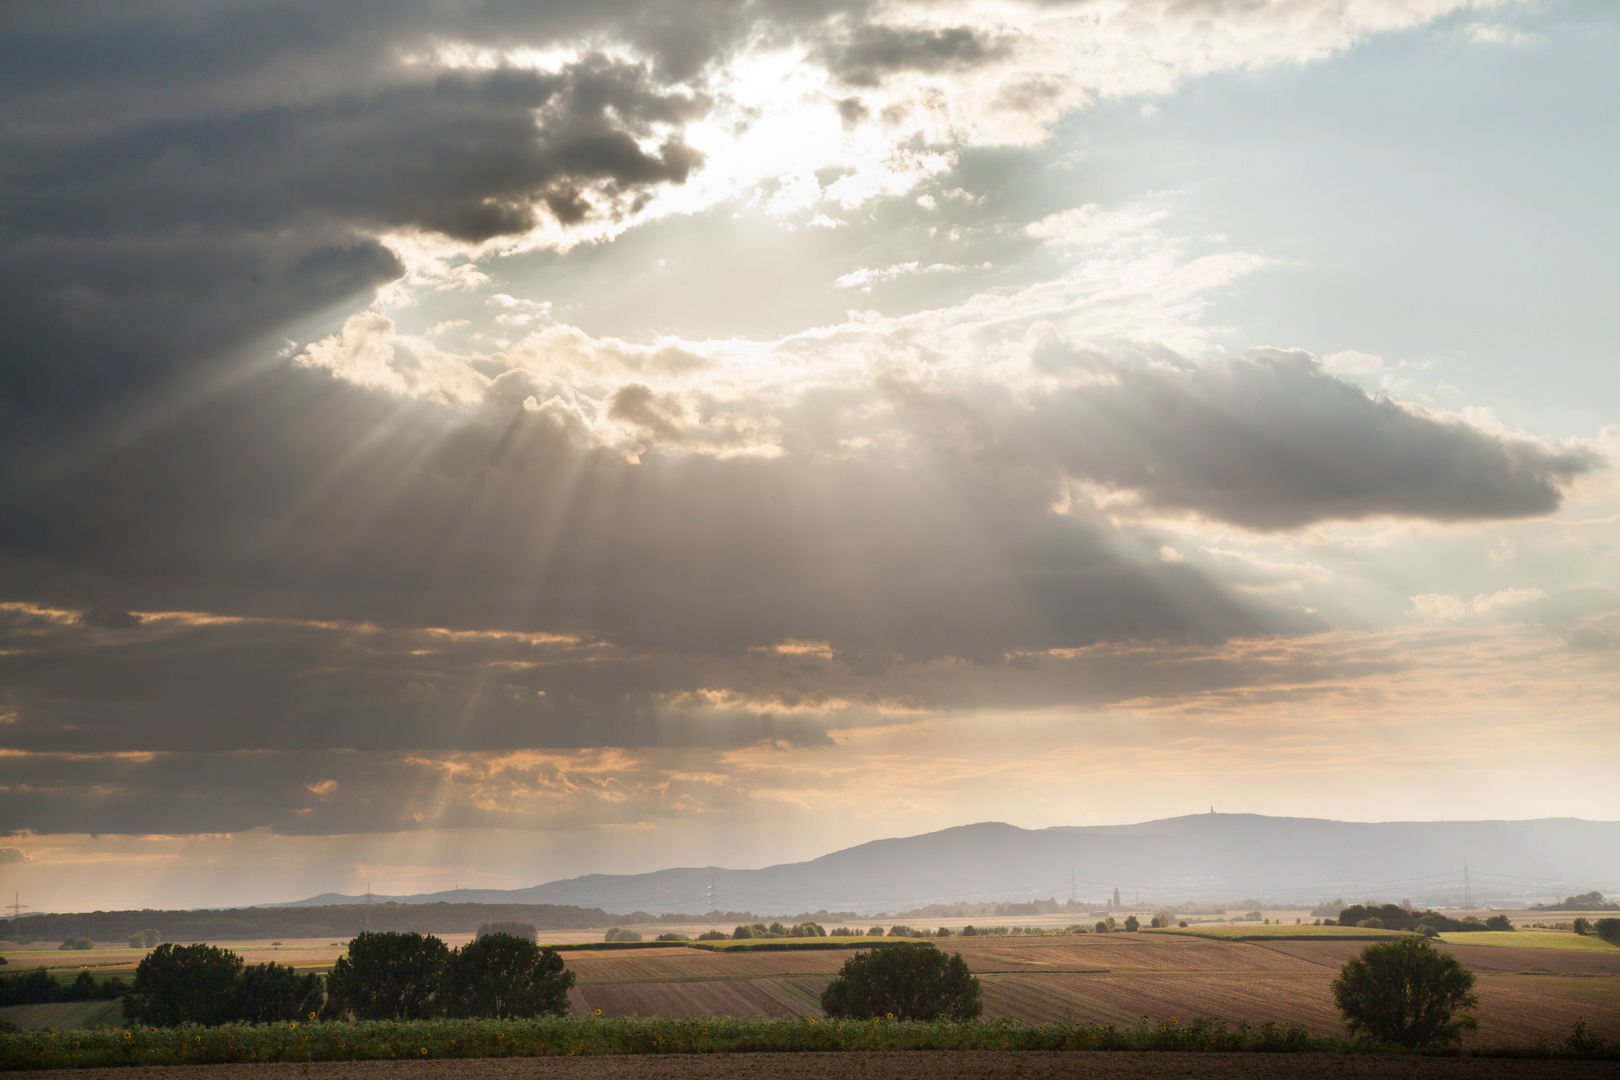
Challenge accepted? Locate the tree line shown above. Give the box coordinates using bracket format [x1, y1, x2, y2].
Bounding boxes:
[0, 930, 574, 1025]
[0, 903, 615, 945]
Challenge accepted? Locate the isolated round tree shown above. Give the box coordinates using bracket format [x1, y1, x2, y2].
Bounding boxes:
[820, 942, 981, 1021]
[1332, 937, 1478, 1047]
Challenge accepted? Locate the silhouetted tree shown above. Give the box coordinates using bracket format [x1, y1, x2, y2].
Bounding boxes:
[446, 933, 573, 1018]
[1332, 937, 1478, 1047]
[236, 962, 323, 1023]
[130, 943, 244, 1027]
[325, 932, 449, 1020]
[820, 942, 981, 1021]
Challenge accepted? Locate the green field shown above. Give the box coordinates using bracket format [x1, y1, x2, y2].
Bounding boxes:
[0, 999, 124, 1032]
[1438, 931, 1620, 953]
[1142, 925, 1408, 942]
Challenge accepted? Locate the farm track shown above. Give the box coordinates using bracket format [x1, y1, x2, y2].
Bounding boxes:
[16, 1052, 1620, 1080]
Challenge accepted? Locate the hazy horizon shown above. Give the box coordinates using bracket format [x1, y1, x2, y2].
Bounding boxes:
[2, 0, 1616, 917]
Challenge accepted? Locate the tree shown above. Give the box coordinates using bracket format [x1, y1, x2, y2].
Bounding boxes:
[1331, 937, 1478, 1047]
[236, 962, 323, 1024]
[1595, 918, 1620, 945]
[820, 942, 981, 1021]
[128, 929, 161, 949]
[325, 932, 449, 1020]
[130, 943, 245, 1027]
[446, 933, 574, 1018]
[1123, 915, 1140, 932]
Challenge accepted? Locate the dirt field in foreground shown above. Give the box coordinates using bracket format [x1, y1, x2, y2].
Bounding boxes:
[19, 1053, 1620, 1080]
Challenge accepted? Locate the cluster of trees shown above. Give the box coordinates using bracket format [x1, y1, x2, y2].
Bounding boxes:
[602, 928, 643, 942]
[123, 932, 574, 1026]
[475, 922, 536, 942]
[326, 932, 573, 1019]
[1534, 892, 1618, 912]
[128, 929, 162, 949]
[0, 968, 126, 1007]
[1574, 917, 1620, 943]
[128, 945, 322, 1026]
[0, 903, 615, 945]
[731, 921, 826, 939]
[1332, 904, 1512, 934]
[58, 937, 94, 950]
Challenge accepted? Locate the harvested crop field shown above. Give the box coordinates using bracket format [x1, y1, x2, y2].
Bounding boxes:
[15, 1052, 1620, 1080]
[561, 935, 1620, 1047]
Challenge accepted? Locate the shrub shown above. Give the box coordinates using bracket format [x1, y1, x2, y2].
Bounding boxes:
[1123, 915, 1140, 932]
[867, 926, 885, 936]
[829, 927, 858, 937]
[128, 929, 161, 949]
[1483, 914, 1514, 931]
[696, 930, 728, 941]
[445, 933, 573, 1018]
[789, 922, 827, 938]
[69, 970, 99, 1001]
[1178, 920, 1189, 928]
[1595, 918, 1620, 944]
[886, 925, 917, 938]
[1094, 921, 1108, 934]
[1358, 917, 1384, 929]
[1151, 912, 1172, 928]
[475, 922, 537, 943]
[1573, 917, 1590, 935]
[935, 927, 953, 937]
[820, 942, 982, 1021]
[603, 928, 643, 942]
[59, 936, 94, 950]
[1331, 936, 1478, 1047]
[236, 962, 323, 1024]
[655, 932, 688, 942]
[731, 924, 756, 940]
[130, 943, 246, 1027]
[325, 931, 450, 1020]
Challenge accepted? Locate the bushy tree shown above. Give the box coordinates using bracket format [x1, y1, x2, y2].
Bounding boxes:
[1123, 915, 1140, 932]
[1483, 914, 1514, 931]
[325, 932, 449, 1020]
[1331, 937, 1478, 1047]
[820, 942, 981, 1021]
[446, 933, 574, 1018]
[1595, 918, 1620, 944]
[130, 943, 245, 1027]
[236, 962, 323, 1024]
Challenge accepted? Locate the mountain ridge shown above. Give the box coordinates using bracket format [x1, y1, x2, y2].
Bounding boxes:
[264, 813, 1620, 914]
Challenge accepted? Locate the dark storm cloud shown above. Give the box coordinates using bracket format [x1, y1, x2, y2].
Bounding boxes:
[0, 2, 716, 420]
[820, 24, 1003, 87]
[1016, 345, 1598, 529]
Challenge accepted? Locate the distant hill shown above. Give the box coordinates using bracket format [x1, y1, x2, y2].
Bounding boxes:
[266, 814, 1620, 914]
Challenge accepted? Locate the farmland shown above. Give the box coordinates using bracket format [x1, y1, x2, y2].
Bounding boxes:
[6, 930, 1617, 1047]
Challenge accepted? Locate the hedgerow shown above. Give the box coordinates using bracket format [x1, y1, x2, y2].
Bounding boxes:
[0, 1014, 1613, 1069]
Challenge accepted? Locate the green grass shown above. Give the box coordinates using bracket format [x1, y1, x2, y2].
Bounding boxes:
[0, 1000, 125, 1032]
[1438, 931, 1620, 952]
[1142, 925, 1409, 942]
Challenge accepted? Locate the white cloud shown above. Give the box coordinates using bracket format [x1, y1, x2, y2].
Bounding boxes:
[1466, 22, 1540, 47]
[1322, 350, 1383, 374]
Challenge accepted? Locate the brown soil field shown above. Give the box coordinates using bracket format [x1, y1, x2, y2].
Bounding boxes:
[558, 936, 1620, 1047]
[17, 1052, 1620, 1080]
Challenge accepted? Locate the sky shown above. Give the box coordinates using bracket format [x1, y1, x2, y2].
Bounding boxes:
[0, 0, 1616, 914]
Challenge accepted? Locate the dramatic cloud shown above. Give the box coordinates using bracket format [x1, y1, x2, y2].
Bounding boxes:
[3, 0, 1615, 906]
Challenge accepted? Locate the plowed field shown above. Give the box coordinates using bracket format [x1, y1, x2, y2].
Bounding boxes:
[560, 936, 1620, 1047]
